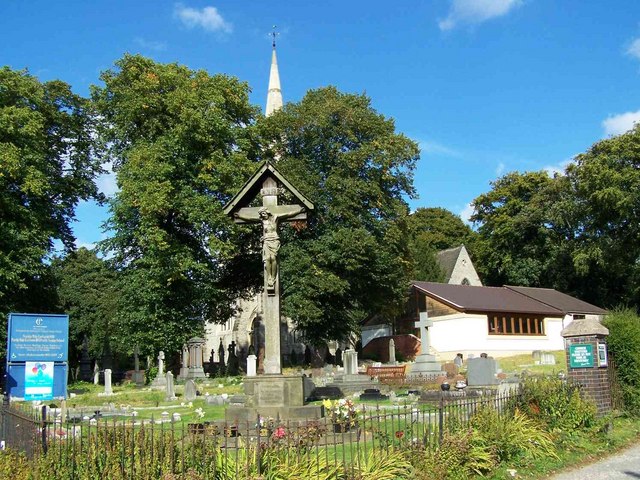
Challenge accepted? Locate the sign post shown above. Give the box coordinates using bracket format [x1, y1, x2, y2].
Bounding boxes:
[6, 314, 69, 400]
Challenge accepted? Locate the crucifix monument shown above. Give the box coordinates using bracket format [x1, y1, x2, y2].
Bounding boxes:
[223, 161, 321, 420]
[411, 310, 444, 375]
[224, 162, 313, 375]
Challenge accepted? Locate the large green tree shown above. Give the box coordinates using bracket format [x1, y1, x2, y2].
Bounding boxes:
[0, 67, 101, 319]
[257, 87, 419, 343]
[52, 248, 118, 365]
[407, 207, 476, 281]
[92, 55, 261, 354]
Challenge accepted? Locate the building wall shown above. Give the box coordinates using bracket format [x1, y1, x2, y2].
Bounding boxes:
[448, 247, 483, 286]
[430, 313, 564, 360]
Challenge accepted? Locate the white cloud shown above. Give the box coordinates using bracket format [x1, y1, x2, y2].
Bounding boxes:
[495, 162, 505, 176]
[459, 203, 475, 224]
[602, 110, 640, 136]
[439, 0, 523, 31]
[543, 158, 573, 177]
[174, 4, 232, 33]
[626, 38, 640, 60]
[134, 37, 167, 52]
[419, 140, 461, 157]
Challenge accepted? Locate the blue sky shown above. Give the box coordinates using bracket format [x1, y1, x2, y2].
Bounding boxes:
[3, 1, 640, 249]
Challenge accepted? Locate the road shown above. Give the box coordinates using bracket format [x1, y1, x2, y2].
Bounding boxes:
[548, 442, 640, 479]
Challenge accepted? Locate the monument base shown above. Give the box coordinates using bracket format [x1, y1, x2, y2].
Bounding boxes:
[225, 375, 323, 422]
[409, 354, 444, 375]
[186, 367, 207, 379]
[327, 373, 382, 395]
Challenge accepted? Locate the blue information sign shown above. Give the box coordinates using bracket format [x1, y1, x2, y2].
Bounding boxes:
[7, 313, 69, 362]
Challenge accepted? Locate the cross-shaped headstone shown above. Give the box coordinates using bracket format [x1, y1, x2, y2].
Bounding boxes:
[415, 311, 433, 356]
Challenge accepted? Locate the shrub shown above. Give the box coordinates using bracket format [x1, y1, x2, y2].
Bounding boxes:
[0, 449, 31, 480]
[603, 308, 640, 415]
[347, 448, 413, 480]
[515, 377, 597, 431]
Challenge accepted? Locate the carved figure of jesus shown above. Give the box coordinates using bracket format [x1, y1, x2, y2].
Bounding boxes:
[235, 204, 305, 290]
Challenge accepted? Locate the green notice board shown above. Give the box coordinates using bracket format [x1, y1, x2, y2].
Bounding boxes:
[569, 343, 594, 368]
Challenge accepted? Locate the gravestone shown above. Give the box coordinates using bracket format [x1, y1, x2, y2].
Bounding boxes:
[307, 386, 344, 401]
[227, 341, 239, 376]
[165, 372, 177, 401]
[453, 353, 463, 368]
[540, 352, 556, 365]
[246, 354, 257, 377]
[467, 356, 499, 386]
[104, 369, 113, 396]
[343, 349, 358, 375]
[150, 351, 167, 387]
[359, 388, 388, 401]
[411, 311, 444, 375]
[93, 363, 100, 385]
[443, 362, 459, 379]
[184, 380, 197, 402]
[187, 337, 206, 379]
[132, 345, 145, 386]
[206, 394, 225, 406]
[179, 344, 189, 380]
[388, 338, 397, 365]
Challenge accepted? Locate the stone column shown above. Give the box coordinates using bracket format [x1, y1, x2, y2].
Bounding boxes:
[104, 369, 113, 396]
[388, 338, 397, 365]
[562, 318, 612, 416]
[187, 337, 206, 378]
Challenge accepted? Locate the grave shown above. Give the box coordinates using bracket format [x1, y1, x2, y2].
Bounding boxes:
[327, 348, 379, 395]
[186, 337, 207, 379]
[443, 362, 459, 379]
[184, 380, 197, 402]
[222, 162, 322, 421]
[307, 386, 344, 401]
[132, 345, 144, 386]
[359, 388, 388, 402]
[540, 352, 556, 365]
[150, 351, 167, 388]
[409, 311, 444, 376]
[165, 372, 177, 401]
[388, 338, 396, 365]
[467, 356, 500, 386]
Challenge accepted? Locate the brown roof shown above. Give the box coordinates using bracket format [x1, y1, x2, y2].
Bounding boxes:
[505, 286, 607, 315]
[412, 282, 565, 316]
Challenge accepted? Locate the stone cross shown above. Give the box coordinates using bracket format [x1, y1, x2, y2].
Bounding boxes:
[133, 345, 140, 372]
[158, 351, 165, 377]
[225, 163, 313, 375]
[415, 311, 433, 356]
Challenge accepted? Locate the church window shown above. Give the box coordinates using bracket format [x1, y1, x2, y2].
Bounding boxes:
[488, 313, 544, 336]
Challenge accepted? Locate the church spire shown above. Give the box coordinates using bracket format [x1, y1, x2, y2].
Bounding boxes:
[265, 26, 283, 117]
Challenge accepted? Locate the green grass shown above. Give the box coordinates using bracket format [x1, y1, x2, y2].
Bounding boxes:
[494, 350, 567, 375]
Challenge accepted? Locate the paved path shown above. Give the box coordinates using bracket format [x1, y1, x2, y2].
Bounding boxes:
[549, 442, 640, 479]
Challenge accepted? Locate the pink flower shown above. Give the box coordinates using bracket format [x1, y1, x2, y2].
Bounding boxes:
[274, 427, 286, 439]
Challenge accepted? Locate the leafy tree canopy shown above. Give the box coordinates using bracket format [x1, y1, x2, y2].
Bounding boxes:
[406, 207, 476, 281]
[92, 55, 261, 354]
[52, 248, 118, 362]
[257, 87, 419, 343]
[0, 66, 101, 319]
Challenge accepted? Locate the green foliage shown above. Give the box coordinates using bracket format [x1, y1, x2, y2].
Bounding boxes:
[515, 377, 597, 431]
[92, 54, 261, 354]
[406, 207, 477, 282]
[0, 66, 102, 333]
[52, 248, 118, 362]
[346, 448, 413, 479]
[603, 309, 640, 414]
[0, 449, 31, 480]
[259, 86, 419, 343]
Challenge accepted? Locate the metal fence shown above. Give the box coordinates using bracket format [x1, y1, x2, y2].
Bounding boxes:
[0, 390, 520, 479]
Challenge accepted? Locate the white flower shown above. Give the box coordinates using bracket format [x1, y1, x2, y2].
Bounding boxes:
[194, 407, 205, 419]
[188, 402, 193, 407]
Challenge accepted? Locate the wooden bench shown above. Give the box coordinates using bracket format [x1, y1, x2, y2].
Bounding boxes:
[366, 365, 407, 383]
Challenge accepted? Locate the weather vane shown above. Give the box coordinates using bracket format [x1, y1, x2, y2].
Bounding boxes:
[271, 25, 279, 48]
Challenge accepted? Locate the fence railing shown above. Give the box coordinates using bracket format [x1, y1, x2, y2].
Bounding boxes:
[0, 390, 521, 479]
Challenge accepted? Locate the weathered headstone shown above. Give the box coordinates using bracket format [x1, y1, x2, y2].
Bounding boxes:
[388, 338, 396, 365]
[133, 345, 144, 386]
[443, 362, 459, 379]
[467, 356, 499, 386]
[453, 353, 463, 368]
[217, 340, 226, 375]
[227, 341, 239, 376]
[540, 352, 556, 365]
[151, 351, 167, 387]
[246, 354, 257, 377]
[165, 372, 177, 401]
[359, 388, 388, 401]
[104, 368, 113, 395]
[93, 362, 100, 385]
[343, 349, 358, 376]
[307, 386, 344, 401]
[184, 380, 197, 402]
[179, 344, 189, 380]
[187, 337, 206, 378]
